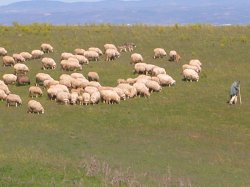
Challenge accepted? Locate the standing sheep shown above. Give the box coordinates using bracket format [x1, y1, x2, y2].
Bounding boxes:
[87, 72, 99, 82]
[131, 53, 143, 64]
[153, 48, 167, 59]
[0, 47, 7, 56]
[35, 73, 53, 86]
[133, 82, 150, 97]
[105, 49, 120, 61]
[3, 74, 17, 85]
[13, 54, 25, 63]
[183, 69, 199, 82]
[157, 74, 176, 86]
[134, 63, 147, 74]
[145, 80, 162, 92]
[104, 44, 117, 51]
[42, 57, 56, 70]
[20, 52, 32, 61]
[88, 47, 103, 56]
[56, 92, 70, 104]
[31, 50, 44, 59]
[169, 50, 181, 63]
[0, 89, 8, 100]
[27, 100, 45, 114]
[41, 43, 53, 53]
[29, 86, 43, 97]
[14, 63, 29, 75]
[84, 51, 99, 61]
[6, 94, 22, 107]
[3, 56, 15, 67]
[74, 48, 85, 55]
[16, 75, 31, 86]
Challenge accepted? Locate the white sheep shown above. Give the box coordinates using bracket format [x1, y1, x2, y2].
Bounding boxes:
[151, 67, 166, 76]
[131, 53, 143, 64]
[87, 72, 99, 82]
[134, 63, 147, 74]
[113, 87, 126, 100]
[42, 57, 56, 70]
[59, 74, 72, 81]
[182, 64, 200, 73]
[36, 73, 53, 86]
[0, 89, 7, 100]
[14, 63, 29, 75]
[3, 56, 15, 67]
[169, 50, 181, 62]
[81, 92, 91, 105]
[157, 74, 176, 86]
[88, 81, 101, 88]
[43, 79, 59, 89]
[0, 47, 7, 56]
[183, 69, 199, 82]
[88, 47, 103, 55]
[117, 83, 137, 98]
[70, 92, 79, 105]
[3, 74, 17, 85]
[133, 82, 150, 97]
[31, 50, 44, 59]
[104, 44, 117, 51]
[13, 53, 25, 63]
[27, 100, 44, 114]
[61, 59, 82, 71]
[29, 86, 43, 98]
[72, 55, 89, 65]
[189, 59, 202, 67]
[0, 84, 11, 95]
[20, 52, 32, 61]
[145, 80, 162, 92]
[153, 48, 167, 59]
[100, 90, 120, 104]
[61, 52, 74, 60]
[71, 73, 85, 79]
[74, 48, 85, 55]
[41, 43, 53, 53]
[84, 51, 99, 61]
[105, 49, 120, 61]
[90, 91, 101, 104]
[56, 92, 70, 104]
[84, 86, 98, 95]
[6, 94, 22, 107]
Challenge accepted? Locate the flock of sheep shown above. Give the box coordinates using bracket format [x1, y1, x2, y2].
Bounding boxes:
[0, 43, 202, 114]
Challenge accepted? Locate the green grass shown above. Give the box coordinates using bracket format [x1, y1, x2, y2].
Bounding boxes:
[0, 24, 250, 186]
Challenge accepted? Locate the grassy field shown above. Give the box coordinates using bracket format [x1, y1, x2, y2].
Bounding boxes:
[0, 24, 250, 186]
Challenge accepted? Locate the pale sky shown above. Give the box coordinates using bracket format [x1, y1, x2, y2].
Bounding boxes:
[0, 0, 105, 6]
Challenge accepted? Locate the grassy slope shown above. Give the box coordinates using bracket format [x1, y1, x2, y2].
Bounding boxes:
[0, 25, 250, 186]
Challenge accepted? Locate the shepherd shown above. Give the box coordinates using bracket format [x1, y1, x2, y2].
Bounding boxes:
[228, 80, 241, 105]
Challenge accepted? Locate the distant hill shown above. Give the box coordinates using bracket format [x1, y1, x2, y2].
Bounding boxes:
[0, 0, 250, 25]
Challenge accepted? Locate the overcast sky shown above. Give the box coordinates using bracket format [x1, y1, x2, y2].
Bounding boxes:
[0, 0, 106, 6]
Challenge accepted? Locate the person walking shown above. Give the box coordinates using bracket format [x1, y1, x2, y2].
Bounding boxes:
[228, 80, 240, 105]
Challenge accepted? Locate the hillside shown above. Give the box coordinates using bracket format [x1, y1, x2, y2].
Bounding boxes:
[0, 24, 249, 186]
[0, 0, 250, 25]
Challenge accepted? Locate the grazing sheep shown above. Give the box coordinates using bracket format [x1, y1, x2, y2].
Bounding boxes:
[90, 91, 101, 104]
[3, 56, 15, 67]
[6, 94, 22, 107]
[72, 55, 89, 65]
[56, 92, 70, 104]
[87, 72, 99, 82]
[131, 53, 143, 64]
[74, 48, 85, 55]
[29, 86, 43, 97]
[14, 63, 29, 75]
[84, 51, 99, 61]
[41, 43, 53, 53]
[169, 50, 181, 62]
[27, 100, 44, 114]
[47, 85, 69, 100]
[189, 59, 202, 67]
[117, 83, 137, 98]
[134, 63, 147, 74]
[81, 92, 91, 105]
[117, 45, 127, 52]
[31, 50, 44, 59]
[104, 44, 117, 51]
[88, 81, 101, 88]
[35, 73, 53, 86]
[151, 67, 166, 76]
[105, 49, 120, 61]
[153, 48, 167, 59]
[13, 54, 25, 63]
[145, 80, 162, 92]
[84, 86, 98, 95]
[0, 89, 8, 100]
[100, 90, 120, 104]
[60, 74, 72, 81]
[0, 47, 7, 56]
[71, 73, 85, 79]
[124, 42, 136, 52]
[16, 75, 30, 86]
[3, 74, 17, 85]
[43, 79, 59, 89]
[182, 64, 200, 73]
[133, 82, 150, 97]
[61, 52, 74, 60]
[70, 92, 78, 105]
[126, 78, 137, 85]
[59, 78, 72, 89]
[113, 87, 126, 100]
[145, 64, 156, 75]
[183, 69, 199, 82]
[20, 52, 32, 61]
[157, 74, 176, 86]
[71, 78, 87, 89]
[0, 84, 11, 95]
[88, 47, 103, 55]
[42, 57, 56, 70]
[61, 59, 82, 71]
